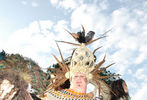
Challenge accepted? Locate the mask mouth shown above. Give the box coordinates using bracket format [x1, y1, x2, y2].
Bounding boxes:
[76, 81, 82, 85]
[77, 85, 82, 88]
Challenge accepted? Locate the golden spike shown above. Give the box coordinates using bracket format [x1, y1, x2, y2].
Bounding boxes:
[95, 80, 101, 99]
[81, 25, 85, 35]
[52, 54, 66, 72]
[46, 82, 54, 89]
[48, 78, 54, 83]
[64, 28, 79, 41]
[52, 73, 65, 76]
[86, 28, 112, 46]
[98, 82, 101, 99]
[93, 46, 102, 54]
[93, 79, 101, 99]
[91, 54, 106, 73]
[56, 42, 69, 71]
[101, 28, 113, 37]
[72, 33, 79, 39]
[86, 35, 107, 46]
[56, 40, 80, 46]
[98, 63, 115, 73]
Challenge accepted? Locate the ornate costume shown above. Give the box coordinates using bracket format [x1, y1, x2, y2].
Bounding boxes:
[41, 88, 94, 100]
[41, 26, 117, 100]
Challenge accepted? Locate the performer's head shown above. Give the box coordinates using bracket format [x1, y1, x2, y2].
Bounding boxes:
[0, 69, 33, 100]
[110, 79, 130, 100]
[64, 43, 95, 93]
[70, 72, 87, 93]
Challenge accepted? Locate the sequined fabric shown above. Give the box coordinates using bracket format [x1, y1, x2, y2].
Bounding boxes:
[41, 88, 94, 100]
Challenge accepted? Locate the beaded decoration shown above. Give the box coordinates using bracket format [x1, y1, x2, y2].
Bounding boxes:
[41, 88, 94, 100]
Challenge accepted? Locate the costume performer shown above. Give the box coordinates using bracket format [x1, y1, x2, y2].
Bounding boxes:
[40, 26, 117, 100]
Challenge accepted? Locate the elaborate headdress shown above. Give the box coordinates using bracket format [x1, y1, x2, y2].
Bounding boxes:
[48, 26, 117, 97]
[65, 43, 95, 80]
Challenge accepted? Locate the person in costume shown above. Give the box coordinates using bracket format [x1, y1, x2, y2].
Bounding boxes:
[110, 79, 131, 100]
[40, 26, 117, 100]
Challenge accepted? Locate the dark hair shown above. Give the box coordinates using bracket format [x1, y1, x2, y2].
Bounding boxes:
[30, 93, 41, 100]
[55, 79, 70, 91]
[110, 79, 129, 100]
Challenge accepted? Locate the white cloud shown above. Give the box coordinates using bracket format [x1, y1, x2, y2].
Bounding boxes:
[40, 20, 53, 29]
[53, 20, 68, 33]
[59, 0, 78, 10]
[50, 0, 84, 10]
[1, 19, 77, 69]
[144, 1, 147, 7]
[110, 8, 131, 27]
[135, 68, 147, 80]
[140, 44, 147, 53]
[31, 2, 39, 7]
[135, 53, 146, 64]
[50, 0, 59, 5]
[110, 50, 130, 74]
[117, 36, 138, 50]
[39, 20, 54, 35]
[126, 20, 138, 31]
[99, 0, 109, 10]
[53, 20, 74, 54]
[127, 80, 138, 90]
[133, 84, 147, 100]
[28, 21, 40, 33]
[21, 1, 27, 5]
[2, 20, 56, 68]
[71, 4, 107, 32]
[119, 0, 132, 2]
[21, 1, 39, 7]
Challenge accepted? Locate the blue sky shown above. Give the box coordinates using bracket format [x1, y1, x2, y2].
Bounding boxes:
[0, 0, 147, 99]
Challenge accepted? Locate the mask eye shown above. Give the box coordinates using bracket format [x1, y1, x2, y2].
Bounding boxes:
[74, 61, 77, 65]
[90, 61, 93, 67]
[85, 51, 90, 58]
[79, 56, 84, 60]
[75, 52, 78, 56]
[85, 61, 89, 66]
